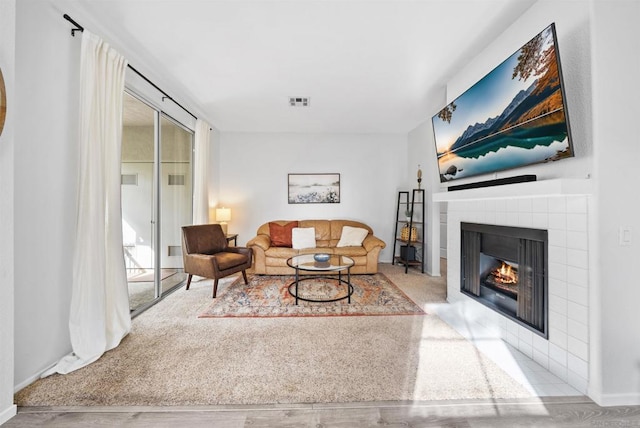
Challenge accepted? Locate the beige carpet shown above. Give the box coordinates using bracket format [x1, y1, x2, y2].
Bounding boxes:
[15, 263, 533, 406]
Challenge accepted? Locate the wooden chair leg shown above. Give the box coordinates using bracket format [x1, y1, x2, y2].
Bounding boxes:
[185, 274, 193, 290]
[213, 279, 219, 298]
[242, 270, 249, 285]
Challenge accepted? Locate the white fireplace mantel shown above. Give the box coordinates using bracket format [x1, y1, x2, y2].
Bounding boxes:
[432, 178, 592, 202]
[440, 177, 592, 394]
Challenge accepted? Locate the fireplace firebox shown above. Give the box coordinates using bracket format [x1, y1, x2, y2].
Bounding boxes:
[460, 222, 548, 337]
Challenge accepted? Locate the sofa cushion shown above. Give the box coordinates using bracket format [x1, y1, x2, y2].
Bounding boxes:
[333, 246, 368, 256]
[265, 246, 298, 260]
[336, 226, 369, 247]
[292, 227, 316, 249]
[269, 221, 298, 247]
[299, 220, 331, 242]
[213, 252, 250, 271]
[330, 220, 373, 246]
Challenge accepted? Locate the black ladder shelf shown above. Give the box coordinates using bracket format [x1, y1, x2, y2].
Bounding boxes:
[392, 189, 425, 273]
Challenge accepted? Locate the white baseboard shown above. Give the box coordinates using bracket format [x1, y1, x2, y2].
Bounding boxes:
[14, 361, 58, 393]
[14, 373, 40, 393]
[0, 404, 17, 425]
[591, 391, 640, 407]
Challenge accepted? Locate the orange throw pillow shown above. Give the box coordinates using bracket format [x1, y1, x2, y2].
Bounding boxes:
[269, 221, 299, 247]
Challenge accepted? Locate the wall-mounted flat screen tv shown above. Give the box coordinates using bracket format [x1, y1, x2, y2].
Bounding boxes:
[432, 23, 574, 183]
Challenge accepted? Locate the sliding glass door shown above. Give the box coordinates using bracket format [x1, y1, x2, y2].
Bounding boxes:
[121, 92, 193, 314]
[158, 115, 192, 295]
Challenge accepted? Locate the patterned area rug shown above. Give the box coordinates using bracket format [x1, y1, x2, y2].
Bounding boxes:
[199, 273, 425, 317]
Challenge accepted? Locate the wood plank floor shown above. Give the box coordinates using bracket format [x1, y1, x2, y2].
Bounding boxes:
[5, 397, 640, 427]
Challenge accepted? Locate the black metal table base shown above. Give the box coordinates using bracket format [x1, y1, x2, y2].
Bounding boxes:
[288, 270, 353, 305]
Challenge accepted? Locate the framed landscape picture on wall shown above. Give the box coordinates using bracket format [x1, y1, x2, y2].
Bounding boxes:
[288, 173, 340, 204]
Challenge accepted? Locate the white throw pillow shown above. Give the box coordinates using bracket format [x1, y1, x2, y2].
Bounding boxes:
[292, 227, 316, 249]
[336, 226, 369, 247]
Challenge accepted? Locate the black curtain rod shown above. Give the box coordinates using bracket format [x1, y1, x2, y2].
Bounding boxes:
[63, 13, 199, 122]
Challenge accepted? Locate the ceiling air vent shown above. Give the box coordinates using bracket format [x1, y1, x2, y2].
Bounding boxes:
[289, 97, 310, 107]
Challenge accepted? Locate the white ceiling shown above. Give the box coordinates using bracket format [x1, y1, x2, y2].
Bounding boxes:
[67, 0, 537, 133]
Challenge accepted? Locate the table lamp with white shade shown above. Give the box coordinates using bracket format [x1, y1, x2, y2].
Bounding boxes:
[215, 207, 231, 235]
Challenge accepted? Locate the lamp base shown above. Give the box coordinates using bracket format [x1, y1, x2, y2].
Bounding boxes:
[219, 222, 228, 235]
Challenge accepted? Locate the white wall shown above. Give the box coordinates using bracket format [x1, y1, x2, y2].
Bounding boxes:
[208, 127, 221, 217]
[9, 0, 639, 410]
[218, 132, 407, 262]
[0, 0, 17, 423]
[10, 0, 212, 390]
[429, 0, 593, 263]
[590, 0, 640, 406]
[408, 120, 442, 276]
[13, 0, 80, 389]
[436, 0, 596, 398]
[427, 0, 640, 406]
[443, 1, 592, 187]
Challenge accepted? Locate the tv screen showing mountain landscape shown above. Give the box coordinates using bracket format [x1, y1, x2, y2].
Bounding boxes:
[432, 23, 574, 183]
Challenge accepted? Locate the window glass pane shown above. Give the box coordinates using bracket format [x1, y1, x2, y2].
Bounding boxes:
[122, 93, 156, 312]
[121, 93, 194, 314]
[159, 114, 192, 295]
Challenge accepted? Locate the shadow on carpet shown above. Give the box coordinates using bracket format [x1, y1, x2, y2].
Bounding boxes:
[199, 273, 425, 318]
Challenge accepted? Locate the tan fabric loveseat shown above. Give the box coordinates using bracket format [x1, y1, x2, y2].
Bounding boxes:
[246, 219, 386, 275]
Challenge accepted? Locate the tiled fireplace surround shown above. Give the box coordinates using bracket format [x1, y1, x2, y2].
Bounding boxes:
[434, 179, 591, 394]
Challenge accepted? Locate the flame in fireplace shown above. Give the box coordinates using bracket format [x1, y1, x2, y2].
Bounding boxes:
[491, 261, 518, 285]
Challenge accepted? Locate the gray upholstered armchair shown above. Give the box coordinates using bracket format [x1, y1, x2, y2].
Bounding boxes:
[181, 224, 253, 298]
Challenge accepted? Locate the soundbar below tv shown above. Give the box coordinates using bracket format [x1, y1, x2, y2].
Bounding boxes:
[448, 174, 536, 191]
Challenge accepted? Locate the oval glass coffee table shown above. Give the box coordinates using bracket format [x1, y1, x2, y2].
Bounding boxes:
[286, 254, 354, 305]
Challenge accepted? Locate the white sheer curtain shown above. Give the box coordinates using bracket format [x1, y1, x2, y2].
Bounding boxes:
[192, 119, 211, 224]
[43, 30, 131, 376]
